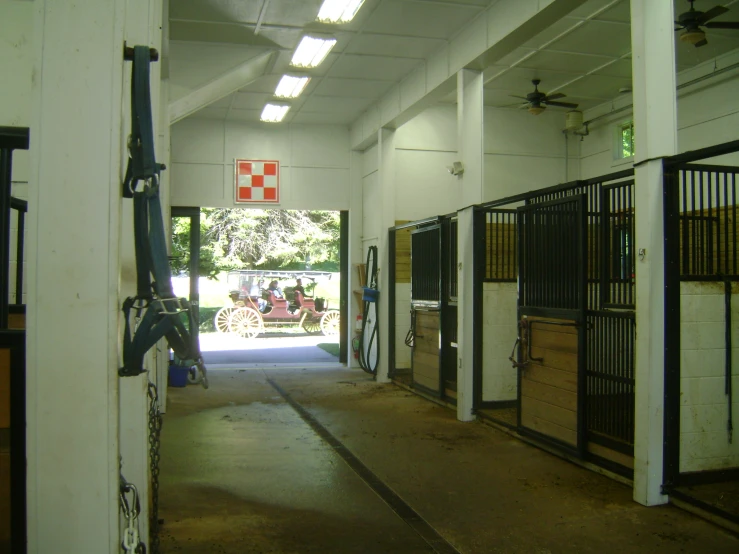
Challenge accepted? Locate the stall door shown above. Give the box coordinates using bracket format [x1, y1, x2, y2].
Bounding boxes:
[411, 224, 442, 396]
[517, 195, 586, 455]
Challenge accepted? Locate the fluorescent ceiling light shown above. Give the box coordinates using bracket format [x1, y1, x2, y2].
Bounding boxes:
[317, 0, 366, 23]
[260, 104, 290, 123]
[274, 75, 311, 99]
[291, 36, 337, 68]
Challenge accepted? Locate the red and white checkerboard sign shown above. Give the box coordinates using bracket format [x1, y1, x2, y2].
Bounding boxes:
[235, 159, 280, 203]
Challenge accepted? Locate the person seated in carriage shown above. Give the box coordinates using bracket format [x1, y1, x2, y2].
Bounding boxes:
[290, 278, 311, 312]
[249, 280, 267, 312]
[267, 280, 284, 299]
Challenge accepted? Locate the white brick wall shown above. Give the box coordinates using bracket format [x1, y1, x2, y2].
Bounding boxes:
[482, 282, 518, 402]
[679, 281, 739, 472]
[394, 283, 412, 369]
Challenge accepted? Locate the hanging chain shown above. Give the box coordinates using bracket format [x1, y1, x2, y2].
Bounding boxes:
[120, 471, 146, 554]
[148, 381, 163, 554]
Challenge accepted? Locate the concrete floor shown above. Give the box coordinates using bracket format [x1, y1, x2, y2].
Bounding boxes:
[159, 367, 739, 553]
[199, 332, 340, 367]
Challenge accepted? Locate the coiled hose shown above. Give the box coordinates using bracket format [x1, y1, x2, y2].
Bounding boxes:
[358, 246, 379, 375]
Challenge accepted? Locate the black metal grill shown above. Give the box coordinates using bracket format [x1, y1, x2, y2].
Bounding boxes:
[586, 311, 635, 449]
[519, 197, 583, 311]
[483, 209, 516, 282]
[676, 165, 739, 280]
[602, 180, 635, 307]
[447, 218, 458, 299]
[411, 225, 441, 304]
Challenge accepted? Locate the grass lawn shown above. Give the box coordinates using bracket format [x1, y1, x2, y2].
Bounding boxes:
[316, 342, 340, 357]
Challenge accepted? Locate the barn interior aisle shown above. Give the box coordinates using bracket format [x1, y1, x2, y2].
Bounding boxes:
[158, 369, 739, 553]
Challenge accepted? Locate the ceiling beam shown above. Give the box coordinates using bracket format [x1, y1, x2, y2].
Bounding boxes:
[169, 51, 275, 125]
[350, 0, 590, 149]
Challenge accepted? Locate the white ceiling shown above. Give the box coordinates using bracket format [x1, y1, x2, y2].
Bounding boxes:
[168, 0, 739, 125]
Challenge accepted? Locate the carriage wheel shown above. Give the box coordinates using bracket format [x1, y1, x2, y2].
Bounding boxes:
[214, 307, 235, 333]
[229, 307, 263, 339]
[320, 310, 340, 336]
[302, 316, 322, 335]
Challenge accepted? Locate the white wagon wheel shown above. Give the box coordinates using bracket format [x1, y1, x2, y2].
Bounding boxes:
[320, 310, 340, 336]
[229, 307, 264, 339]
[214, 307, 235, 334]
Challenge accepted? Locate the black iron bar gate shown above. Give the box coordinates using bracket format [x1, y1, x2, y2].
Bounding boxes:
[662, 140, 739, 522]
[517, 195, 587, 455]
[475, 169, 636, 474]
[388, 215, 457, 402]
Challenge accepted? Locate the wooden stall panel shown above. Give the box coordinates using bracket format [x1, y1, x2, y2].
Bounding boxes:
[0, 347, 10, 547]
[7, 313, 24, 330]
[395, 221, 412, 284]
[485, 222, 516, 280]
[413, 310, 440, 392]
[520, 317, 578, 447]
[0, 451, 9, 546]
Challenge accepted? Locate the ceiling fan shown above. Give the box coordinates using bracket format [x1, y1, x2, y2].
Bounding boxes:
[510, 79, 579, 115]
[675, 1, 739, 47]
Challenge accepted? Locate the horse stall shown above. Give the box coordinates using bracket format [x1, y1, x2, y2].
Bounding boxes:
[389, 216, 458, 403]
[474, 169, 636, 477]
[662, 141, 739, 523]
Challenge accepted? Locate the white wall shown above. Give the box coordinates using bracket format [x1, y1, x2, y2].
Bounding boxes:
[361, 143, 379, 244]
[482, 282, 518, 402]
[394, 105, 459, 220]
[484, 107, 580, 200]
[680, 281, 739, 473]
[390, 104, 578, 222]
[170, 118, 351, 210]
[581, 53, 739, 179]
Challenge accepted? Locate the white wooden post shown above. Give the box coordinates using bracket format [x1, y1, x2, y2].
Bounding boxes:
[631, 0, 678, 507]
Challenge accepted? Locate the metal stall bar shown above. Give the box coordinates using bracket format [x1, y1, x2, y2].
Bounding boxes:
[0, 127, 30, 329]
[10, 198, 26, 305]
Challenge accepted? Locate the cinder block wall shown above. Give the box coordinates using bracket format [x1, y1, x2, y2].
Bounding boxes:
[679, 281, 739, 472]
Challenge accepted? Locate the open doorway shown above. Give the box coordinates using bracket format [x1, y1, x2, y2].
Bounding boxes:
[170, 207, 348, 368]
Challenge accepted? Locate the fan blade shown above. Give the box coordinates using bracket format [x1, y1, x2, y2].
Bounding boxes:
[545, 93, 566, 101]
[698, 6, 729, 24]
[545, 100, 579, 109]
[518, 103, 531, 109]
[695, 38, 708, 47]
[704, 21, 739, 29]
[509, 95, 529, 100]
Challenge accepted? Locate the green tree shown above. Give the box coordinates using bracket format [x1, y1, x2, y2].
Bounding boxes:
[170, 209, 340, 277]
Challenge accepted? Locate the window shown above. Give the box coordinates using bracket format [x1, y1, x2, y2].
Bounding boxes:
[618, 121, 635, 159]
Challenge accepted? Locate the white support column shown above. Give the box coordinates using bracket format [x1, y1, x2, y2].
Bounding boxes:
[457, 69, 485, 209]
[456, 69, 484, 421]
[27, 0, 131, 550]
[457, 206, 476, 422]
[631, 0, 678, 507]
[349, 150, 363, 368]
[375, 128, 397, 383]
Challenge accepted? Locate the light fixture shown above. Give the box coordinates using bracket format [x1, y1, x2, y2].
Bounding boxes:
[528, 105, 546, 115]
[291, 35, 337, 68]
[274, 75, 311, 99]
[260, 104, 290, 123]
[679, 28, 706, 45]
[317, 0, 366, 23]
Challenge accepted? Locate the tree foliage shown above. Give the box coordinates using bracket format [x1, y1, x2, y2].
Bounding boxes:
[171, 208, 340, 277]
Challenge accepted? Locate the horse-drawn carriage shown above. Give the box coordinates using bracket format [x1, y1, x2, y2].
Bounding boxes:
[214, 270, 340, 338]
